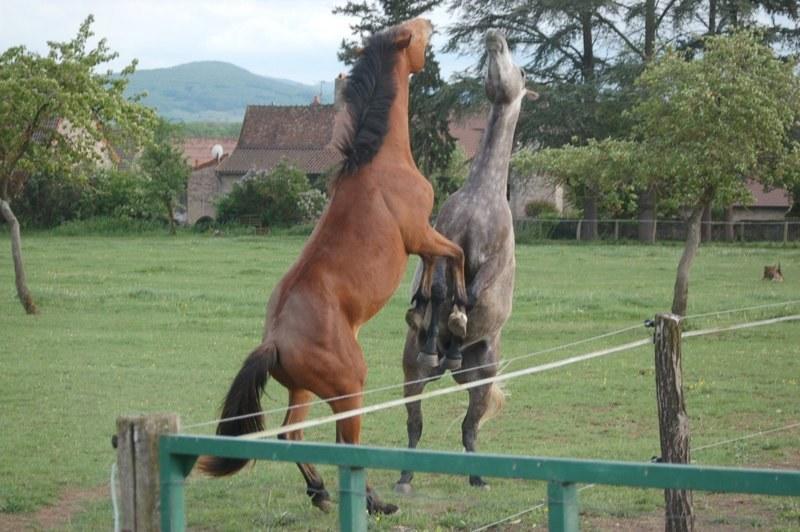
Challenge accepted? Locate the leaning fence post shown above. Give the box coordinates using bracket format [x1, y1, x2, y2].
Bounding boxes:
[116, 414, 180, 531]
[654, 314, 694, 532]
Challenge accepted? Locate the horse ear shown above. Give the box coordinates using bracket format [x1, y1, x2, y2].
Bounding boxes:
[394, 28, 413, 50]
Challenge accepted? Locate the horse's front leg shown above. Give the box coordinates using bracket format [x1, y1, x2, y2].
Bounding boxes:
[411, 228, 469, 339]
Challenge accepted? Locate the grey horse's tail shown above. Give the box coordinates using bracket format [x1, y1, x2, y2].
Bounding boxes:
[478, 382, 506, 429]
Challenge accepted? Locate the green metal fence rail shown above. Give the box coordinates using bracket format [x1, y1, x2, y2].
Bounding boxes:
[159, 434, 800, 531]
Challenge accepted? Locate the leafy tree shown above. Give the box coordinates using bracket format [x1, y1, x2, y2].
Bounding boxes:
[631, 32, 800, 315]
[333, 0, 456, 176]
[513, 138, 639, 222]
[0, 15, 156, 314]
[216, 161, 313, 228]
[139, 120, 190, 235]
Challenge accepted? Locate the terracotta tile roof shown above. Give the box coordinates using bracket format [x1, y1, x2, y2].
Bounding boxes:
[236, 104, 337, 149]
[217, 148, 341, 175]
[182, 137, 237, 168]
[743, 179, 791, 209]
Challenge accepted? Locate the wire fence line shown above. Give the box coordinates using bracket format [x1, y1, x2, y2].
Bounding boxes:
[182, 300, 800, 433]
[232, 314, 800, 441]
[514, 218, 800, 243]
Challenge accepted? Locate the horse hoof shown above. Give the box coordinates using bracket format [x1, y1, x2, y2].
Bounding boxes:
[370, 502, 399, 515]
[405, 307, 424, 330]
[443, 357, 462, 371]
[469, 476, 490, 489]
[313, 498, 333, 513]
[417, 352, 439, 367]
[448, 309, 468, 337]
[394, 482, 413, 495]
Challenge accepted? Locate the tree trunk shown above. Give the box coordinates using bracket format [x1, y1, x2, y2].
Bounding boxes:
[638, 185, 657, 243]
[671, 204, 705, 316]
[700, 205, 712, 242]
[166, 199, 176, 235]
[723, 206, 735, 242]
[581, 188, 599, 241]
[0, 199, 37, 314]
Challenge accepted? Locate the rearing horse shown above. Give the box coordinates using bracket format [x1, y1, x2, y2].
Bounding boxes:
[197, 18, 468, 515]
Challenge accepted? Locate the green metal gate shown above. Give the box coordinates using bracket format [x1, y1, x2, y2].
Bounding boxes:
[159, 434, 800, 531]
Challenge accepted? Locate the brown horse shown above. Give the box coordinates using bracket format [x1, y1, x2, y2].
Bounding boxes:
[197, 18, 468, 515]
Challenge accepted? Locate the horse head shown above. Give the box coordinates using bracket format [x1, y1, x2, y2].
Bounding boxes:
[392, 18, 433, 74]
[485, 30, 536, 105]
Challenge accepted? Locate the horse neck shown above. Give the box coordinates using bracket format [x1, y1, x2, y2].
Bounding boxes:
[375, 60, 415, 168]
[464, 96, 523, 198]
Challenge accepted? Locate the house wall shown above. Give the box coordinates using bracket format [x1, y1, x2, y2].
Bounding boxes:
[509, 171, 564, 220]
[187, 166, 220, 224]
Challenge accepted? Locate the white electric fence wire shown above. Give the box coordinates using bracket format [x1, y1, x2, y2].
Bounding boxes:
[683, 299, 800, 321]
[183, 300, 800, 432]
[471, 420, 800, 532]
[242, 337, 654, 440]
[241, 314, 799, 440]
[693, 422, 800, 452]
[182, 322, 646, 430]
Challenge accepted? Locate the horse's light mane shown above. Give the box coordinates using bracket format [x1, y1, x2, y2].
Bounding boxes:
[330, 29, 399, 187]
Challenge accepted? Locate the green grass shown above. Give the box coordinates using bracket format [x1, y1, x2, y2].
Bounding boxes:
[1, 234, 799, 530]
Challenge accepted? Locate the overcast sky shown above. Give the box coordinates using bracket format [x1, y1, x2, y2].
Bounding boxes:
[0, 0, 477, 85]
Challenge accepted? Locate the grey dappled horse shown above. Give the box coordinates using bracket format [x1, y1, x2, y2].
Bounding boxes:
[397, 30, 533, 492]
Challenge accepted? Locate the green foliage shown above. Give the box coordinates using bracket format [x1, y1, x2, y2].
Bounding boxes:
[429, 145, 469, 211]
[84, 168, 156, 220]
[216, 162, 315, 227]
[11, 172, 86, 227]
[297, 189, 328, 223]
[514, 139, 639, 218]
[124, 61, 332, 122]
[632, 31, 800, 210]
[50, 216, 166, 236]
[0, 15, 156, 202]
[139, 119, 191, 233]
[524, 199, 559, 218]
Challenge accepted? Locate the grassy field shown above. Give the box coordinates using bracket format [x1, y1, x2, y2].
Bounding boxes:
[1, 233, 799, 530]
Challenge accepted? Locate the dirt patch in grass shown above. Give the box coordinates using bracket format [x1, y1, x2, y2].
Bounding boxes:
[0, 485, 107, 531]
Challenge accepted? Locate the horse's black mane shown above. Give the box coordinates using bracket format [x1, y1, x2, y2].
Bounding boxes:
[333, 28, 399, 181]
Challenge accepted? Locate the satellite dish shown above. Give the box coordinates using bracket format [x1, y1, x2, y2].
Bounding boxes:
[211, 144, 224, 161]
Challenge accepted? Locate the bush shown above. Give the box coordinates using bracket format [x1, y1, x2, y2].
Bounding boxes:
[216, 161, 314, 227]
[524, 200, 559, 218]
[297, 189, 328, 223]
[51, 216, 166, 236]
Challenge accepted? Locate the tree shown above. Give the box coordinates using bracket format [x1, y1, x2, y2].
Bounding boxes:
[447, 0, 629, 239]
[0, 16, 156, 313]
[513, 138, 639, 223]
[140, 120, 190, 235]
[632, 32, 800, 315]
[333, 0, 456, 176]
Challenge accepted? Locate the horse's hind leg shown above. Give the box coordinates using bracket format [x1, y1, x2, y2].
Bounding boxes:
[331, 397, 399, 515]
[279, 388, 332, 512]
[454, 340, 502, 488]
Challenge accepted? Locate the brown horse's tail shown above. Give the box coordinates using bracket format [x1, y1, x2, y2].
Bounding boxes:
[197, 341, 278, 476]
[478, 383, 506, 430]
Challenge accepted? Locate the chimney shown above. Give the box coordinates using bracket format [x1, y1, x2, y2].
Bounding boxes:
[334, 73, 347, 112]
[311, 94, 321, 106]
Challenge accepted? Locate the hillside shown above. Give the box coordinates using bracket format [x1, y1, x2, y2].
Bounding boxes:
[125, 61, 334, 122]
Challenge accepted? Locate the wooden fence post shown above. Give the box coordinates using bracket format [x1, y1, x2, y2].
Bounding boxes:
[116, 414, 180, 532]
[654, 314, 694, 532]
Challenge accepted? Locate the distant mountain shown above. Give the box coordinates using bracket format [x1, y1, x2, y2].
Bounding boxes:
[125, 61, 335, 122]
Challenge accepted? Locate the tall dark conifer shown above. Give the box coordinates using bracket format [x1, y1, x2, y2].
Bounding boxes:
[333, 1, 456, 177]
